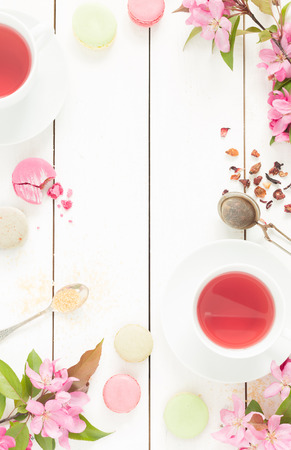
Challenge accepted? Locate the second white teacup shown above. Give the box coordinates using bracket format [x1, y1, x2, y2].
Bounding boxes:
[0, 11, 52, 108]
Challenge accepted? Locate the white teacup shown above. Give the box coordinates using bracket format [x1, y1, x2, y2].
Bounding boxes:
[0, 12, 52, 108]
[193, 264, 289, 359]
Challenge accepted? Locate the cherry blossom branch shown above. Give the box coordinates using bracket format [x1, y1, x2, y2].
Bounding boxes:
[0, 413, 22, 424]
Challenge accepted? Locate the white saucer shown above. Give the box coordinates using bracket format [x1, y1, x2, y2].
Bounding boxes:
[0, 10, 68, 146]
[161, 239, 291, 383]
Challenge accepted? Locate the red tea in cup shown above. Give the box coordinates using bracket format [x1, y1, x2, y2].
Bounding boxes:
[197, 272, 275, 349]
[0, 24, 32, 98]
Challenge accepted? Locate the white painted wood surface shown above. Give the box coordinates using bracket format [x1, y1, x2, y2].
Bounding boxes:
[0, 0, 290, 448]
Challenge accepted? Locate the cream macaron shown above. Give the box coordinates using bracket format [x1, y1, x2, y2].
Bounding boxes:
[0, 207, 28, 249]
[72, 3, 117, 49]
[114, 324, 153, 363]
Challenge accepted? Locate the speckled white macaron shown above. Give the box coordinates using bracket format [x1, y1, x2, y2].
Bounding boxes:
[0, 207, 28, 249]
[114, 324, 153, 362]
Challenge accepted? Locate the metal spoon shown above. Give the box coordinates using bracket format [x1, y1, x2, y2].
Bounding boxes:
[0, 283, 89, 342]
[218, 191, 291, 255]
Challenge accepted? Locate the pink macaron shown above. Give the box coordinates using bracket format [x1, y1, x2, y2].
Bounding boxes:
[12, 158, 56, 205]
[128, 0, 165, 27]
[103, 374, 141, 413]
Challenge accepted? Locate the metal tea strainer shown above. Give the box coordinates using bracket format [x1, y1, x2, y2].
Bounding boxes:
[218, 192, 291, 255]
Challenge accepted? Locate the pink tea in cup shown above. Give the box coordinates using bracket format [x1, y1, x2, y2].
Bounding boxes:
[0, 24, 31, 98]
[197, 272, 275, 349]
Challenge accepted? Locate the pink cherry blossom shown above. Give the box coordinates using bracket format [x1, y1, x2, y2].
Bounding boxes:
[259, 36, 291, 82]
[26, 360, 78, 394]
[248, 415, 291, 450]
[189, 0, 231, 52]
[56, 391, 89, 409]
[0, 428, 15, 450]
[239, 428, 265, 449]
[212, 394, 256, 447]
[264, 360, 291, 401]
[26, 399, 68, 439]
[268, 88, 291, 136]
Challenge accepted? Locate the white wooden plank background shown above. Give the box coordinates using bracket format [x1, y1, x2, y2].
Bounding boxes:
[0, 0, 290, 449]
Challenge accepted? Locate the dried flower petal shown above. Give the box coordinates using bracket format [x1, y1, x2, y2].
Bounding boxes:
[254, 176, 263, 186]
[284, 183, 291, 190]
[263, 182, 271, 189]
[269, 161, 283, 175]
[266, 200, 273, 209]
[251, 150, 260, 157]
[221, 127, 230, 137]
[273, 189, 285, 200]
[284, 204, 291, 213]
[249, 163, 261, 175]
[231, 173, 241, 180]
[239, 179, 250, 188]
[254, 186, 267, 198]
[279, 171, 288, 177]
[265, 173, 281, 184]
[222, 189, 229, 195]
[229, 166, 242, 173]
[260, 200, 267, 204]
[226, 148, 239, 157]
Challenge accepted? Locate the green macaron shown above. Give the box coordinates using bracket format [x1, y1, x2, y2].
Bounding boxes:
[164, 393, 209, 439]
[72, 3, 117, 49]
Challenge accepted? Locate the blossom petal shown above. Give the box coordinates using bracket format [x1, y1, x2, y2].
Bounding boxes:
[281, 386, 290, 401]
[30, 416, 43, 435]
[259, 48, 277, 63]
[220, 16, 231, 33]
[273, 99, 291, 114]
[268, 415, 282, 433]
[43, 418, 62, 439]
[192, 7, 212, 26]
[69, 391, 90, 408]
[45, 400, 62, 413]
[264, 382, 282, 398]
[209, 0, 224, 19]
[26, 400, 45, 416]
[26, 363, 42, 384]
[232, 395, 245, 419]
[39, 359, 53, 381]
[215, 27, 230, 53]
[59, 430, 70, 450]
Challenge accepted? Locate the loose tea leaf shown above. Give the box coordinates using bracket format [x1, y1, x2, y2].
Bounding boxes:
[265, 173, 281, 184]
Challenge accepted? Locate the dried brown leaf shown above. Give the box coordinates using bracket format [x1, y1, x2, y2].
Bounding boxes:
[68, 340, 103, 393]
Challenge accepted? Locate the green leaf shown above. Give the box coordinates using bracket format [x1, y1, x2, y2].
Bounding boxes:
[0, 360, 23, 400]
[183, 27, 202, 50]
[68, 415, 112, 441]
[221, 16, 240, 70]
[236, 26, 261, 36]
[6, 423, 29, 450]
[35, 434, 56, 450]
[24, 349, 42, 398]
[251, 0, 273, 15]
[270, 136, 275, 145]
[245, 400, 264, 415]
[258, 29, 272, 42]
[282, 1, 291, 24]
[13, 413, 28, 422]
[0, 394, 6, 419]
[276, 390, 291, 422]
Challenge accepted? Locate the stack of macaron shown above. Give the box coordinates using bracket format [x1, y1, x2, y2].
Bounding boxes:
[103, 324, 153, 413]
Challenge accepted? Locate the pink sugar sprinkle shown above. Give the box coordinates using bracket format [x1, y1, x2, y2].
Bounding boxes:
[57, 204, 61, 209]
[37, 227, 40, 230]
[47, 183, 63, 199]
[60, 214, 63, 218]
[67, 189, 73, 198]
[61, 200, 73, 210]
[68, 220, 73, 223]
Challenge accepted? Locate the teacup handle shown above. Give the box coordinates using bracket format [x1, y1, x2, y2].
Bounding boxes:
[30, 23, 53, 51]
[283, 328, 291, 340]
